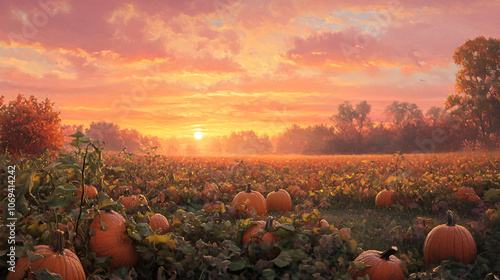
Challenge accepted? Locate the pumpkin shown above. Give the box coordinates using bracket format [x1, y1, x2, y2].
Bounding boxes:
[232, 184, 267, 216]
[75, 185, 98, 199]
[89, 210, 138, 269]
[10, 230, 86, 280]
[375, 190, 397, 207]
[149, 213, 170, 235]
[348, 246, 405, 280]
[120, 194, 148, 208]
[242, 217, 280, 259]
[266, 186, 292, 213]
[457, 186, 481, 202]
[6, 256, 30, 280]
[423, 210, 477, 265]
[242, 217, 278, 246]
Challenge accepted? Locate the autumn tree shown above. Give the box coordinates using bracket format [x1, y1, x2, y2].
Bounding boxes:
[0, 95, 64, 156]
[384, 101, 423, 127]
[331, 101, 372, 134]
[446, 36, 500, 147]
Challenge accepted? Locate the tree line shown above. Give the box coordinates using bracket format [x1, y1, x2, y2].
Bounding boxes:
[1, 36, 499, 156]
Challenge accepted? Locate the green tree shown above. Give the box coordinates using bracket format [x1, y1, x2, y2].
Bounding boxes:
[0, 95, 64, 156]
[384, 101, 423, 127]
[446, 36, 500, 146]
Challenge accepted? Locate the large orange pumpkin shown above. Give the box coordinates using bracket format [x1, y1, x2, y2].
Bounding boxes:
[232, 184, 267, 216]
[457, 186, 481, 202]
[90, 210, 138, 269]
[149, 213, 170, 235]
[423, 210, 477, 265]
[266, 186, 292, 213]
[375, 190, 397, 207]
[348, 246, 405, 280]
[7, 230, 86, 280]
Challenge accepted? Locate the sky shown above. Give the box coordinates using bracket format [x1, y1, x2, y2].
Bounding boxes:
[0, 0, 499, 138]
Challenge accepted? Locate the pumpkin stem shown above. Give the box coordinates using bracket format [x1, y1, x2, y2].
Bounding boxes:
[52, 230, 66, 255]
[265, 216, 274, 232]
[245, 184, 252, 193]
[275, 186, 279, 192]
[446, 210, 456, 226]
[379, 246, 398, 260]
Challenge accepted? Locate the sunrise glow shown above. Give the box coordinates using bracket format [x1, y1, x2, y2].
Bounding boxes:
[0, 1, 499, 139]
[194, 132, 203, 140]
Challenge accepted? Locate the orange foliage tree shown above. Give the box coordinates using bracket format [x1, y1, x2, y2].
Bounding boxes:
[0, 95, 64, 156]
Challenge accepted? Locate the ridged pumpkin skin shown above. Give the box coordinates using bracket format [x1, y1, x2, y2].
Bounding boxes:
[375, 190, 397, 207]
[149, 213, 170, 235]
[90, 210, 138, 269]
[348, 247, 405, 280]
[8, 231, 86, 280]
[232, 184, 267, 216]
[423, 210, 477, 265]
[266, 187, 292, 213]
[6, 256, 30, 280]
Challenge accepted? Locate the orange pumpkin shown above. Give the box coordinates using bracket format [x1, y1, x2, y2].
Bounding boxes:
[348, 246, 405, 280]
[149, 213, 170, 235]
[90, 210, 138, 269]
[242, 217, 280, 259]
[423, 210, 477, 265]
[232, 184, 267, 216]
[375, 190, 397, 207]
[266, 186, 292, 213]
[75, 185, 98, 199]
[6, 256, 30, 280]
[457, 186, 481, 202]
[120, 194, 148, 208]
[9, 231, 86, 280]
[242, 217, 278, 246]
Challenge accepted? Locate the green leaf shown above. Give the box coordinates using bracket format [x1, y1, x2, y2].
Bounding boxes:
[484, 188, 500, 202]
[27, 251, 44, 263]
[51, 163, 81, 171]
[273, 251, 292, 268]
[56, 184, 77, 191]
[32, 269, 63, 280]
[228, 260, 246, 271]
[262, 268, 276, 280]
[69, 131, 85, 138]
[352, 261, 370, 271]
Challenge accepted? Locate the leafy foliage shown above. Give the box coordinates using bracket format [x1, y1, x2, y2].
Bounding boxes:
[0, 95, 63, 157]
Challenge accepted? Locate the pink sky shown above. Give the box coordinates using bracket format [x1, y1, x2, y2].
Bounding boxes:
[1, 0, 499, 138]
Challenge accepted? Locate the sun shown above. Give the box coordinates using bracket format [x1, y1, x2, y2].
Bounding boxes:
[193, 131, 203, 140]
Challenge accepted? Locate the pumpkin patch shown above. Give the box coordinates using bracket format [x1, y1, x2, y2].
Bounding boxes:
[1, 148, 498, 279]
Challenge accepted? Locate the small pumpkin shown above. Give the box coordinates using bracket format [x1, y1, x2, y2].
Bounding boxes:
[75, 185, 98, 199]
[348, 246, 405, 280]
[242, 217, 278, 246]
[423, 210, 477, 265]
[11, 230, 86, 280]
[232, 184, 267, 216]
[90, 210, 138, 269]
[119, 194, 148, 208]
[457, 186, 481, 202]
[266, 186, 292, 213]
[149, 213, 170, 235]
[375, 190, 397, 207]
[242, 217, 280, 259]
